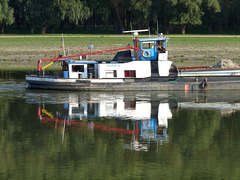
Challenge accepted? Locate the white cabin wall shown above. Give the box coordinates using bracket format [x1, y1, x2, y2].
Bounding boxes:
[84, 65, 88, 78]
[158, 51, 168, 61]
[158, 60, 172, 76]
[98, 100, 151, 120]
[158, 103, 172, 127]
[68, 64, 88, 78]
[98, 61, 151, 78]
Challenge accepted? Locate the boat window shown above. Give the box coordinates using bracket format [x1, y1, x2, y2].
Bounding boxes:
[113, 70, 117, 77]
[114, 103, 117, 109]
[157, 41, 164, 47]
[105, 70, 115, 78]
[72, 106, 85, 114]
[87, 103, 96, 115]
[142, 41, 155, 49]
[62, 61, 68, 71]
[72, 65, 84, 72]
[124, 101, 136, 110]
[138, 41, 141, 48]
[157, 41, 166, 53]
[124, 70, 136, 78]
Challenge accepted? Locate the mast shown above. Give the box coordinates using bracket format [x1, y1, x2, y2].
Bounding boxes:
[123, 29, 148, 60]
[61, 34, 66, 56]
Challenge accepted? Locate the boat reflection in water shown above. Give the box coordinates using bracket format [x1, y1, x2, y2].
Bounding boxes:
[38, 93, 172, 151]
[37, 91, 240, 151]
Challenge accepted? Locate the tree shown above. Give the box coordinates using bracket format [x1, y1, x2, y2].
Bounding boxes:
[86, 0, 111, 31]
[151, 0, 173, 34]
[0, 0, 14, 33]
[202, 0, 221, 33]
[24, 0, 59, 34]
[168, 0, 204, 34]
[167, 0, 220, 34]
[127, 0, 152, 29]
[9, 0, 25, 30]
[110, 0, 125, 33]
[109, 0, 152, 34]
[58, 0, 90, 27]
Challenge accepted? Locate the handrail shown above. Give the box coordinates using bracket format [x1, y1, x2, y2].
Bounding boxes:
[38, 46, 142, 71]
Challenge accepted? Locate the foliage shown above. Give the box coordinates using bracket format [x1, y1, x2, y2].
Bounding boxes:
[58, 0, 90, 25]
[167, 0, 221, 34]
[168, 0, 197, 24]
[127, 0, 152, 27]
[2, 0, 240, 34]
[0, 0, 14, 33]
[23, 0, 60, 34]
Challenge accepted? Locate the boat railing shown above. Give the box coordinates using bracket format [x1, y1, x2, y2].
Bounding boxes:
[178, 66, 210, 71]
[27, 70, 63, 78]
[41, 47, 135, 62]
[37, 46, 142, 72]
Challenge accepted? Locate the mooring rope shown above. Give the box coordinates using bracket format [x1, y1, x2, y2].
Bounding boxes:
[169, 70, 182, 82]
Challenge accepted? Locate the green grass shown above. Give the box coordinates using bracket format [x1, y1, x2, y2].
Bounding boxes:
[1, 35, 239, 50]
[1, 34, 240, 70]
[0, 35, 133, 51]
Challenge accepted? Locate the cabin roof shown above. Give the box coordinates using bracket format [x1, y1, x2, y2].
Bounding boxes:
[138, 37, 169, 42]
[68, 61, 97, 64]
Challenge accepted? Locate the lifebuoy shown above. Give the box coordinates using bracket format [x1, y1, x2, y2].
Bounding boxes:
[142, 50, 150, 58]
[142, 120, 150, 127]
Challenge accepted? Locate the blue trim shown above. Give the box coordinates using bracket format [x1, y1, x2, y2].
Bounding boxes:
[70, 115, 97, 118]
[138, 37, 169, 42]
[68, 61, 97, 65]
[139, 49, 156, 60]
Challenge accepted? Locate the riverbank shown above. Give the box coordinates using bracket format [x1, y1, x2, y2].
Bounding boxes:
[1, 34, 240, 70]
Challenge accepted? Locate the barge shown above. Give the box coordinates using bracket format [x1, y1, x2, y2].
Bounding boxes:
[26, 30, 240, 91]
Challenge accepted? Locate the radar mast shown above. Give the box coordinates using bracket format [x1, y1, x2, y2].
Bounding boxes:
[123, 29, 149, 60]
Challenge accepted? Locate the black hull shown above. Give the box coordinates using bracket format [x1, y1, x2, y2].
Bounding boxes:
[26, 75, 240, 91]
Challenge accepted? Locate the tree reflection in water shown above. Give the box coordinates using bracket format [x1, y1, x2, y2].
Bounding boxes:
[1, 87, 240, 179]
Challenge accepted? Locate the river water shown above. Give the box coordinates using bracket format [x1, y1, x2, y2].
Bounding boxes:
[1, 70, 240, 179]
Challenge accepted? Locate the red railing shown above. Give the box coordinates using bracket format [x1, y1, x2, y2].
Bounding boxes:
[38, 46, 142, 71]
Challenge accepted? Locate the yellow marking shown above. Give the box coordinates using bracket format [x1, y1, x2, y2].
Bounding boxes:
[42, 109, 54, 118]
[42, 62, 54, 70]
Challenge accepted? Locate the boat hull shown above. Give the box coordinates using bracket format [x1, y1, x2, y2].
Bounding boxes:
[26, 75, 240, 91]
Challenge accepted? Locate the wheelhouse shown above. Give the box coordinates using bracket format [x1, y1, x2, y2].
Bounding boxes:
[134, 37, 169, 61]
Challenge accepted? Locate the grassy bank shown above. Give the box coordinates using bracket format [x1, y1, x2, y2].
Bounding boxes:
[1, 34, 240, 70]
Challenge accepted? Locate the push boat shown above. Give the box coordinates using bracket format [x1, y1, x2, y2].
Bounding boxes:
[26, 30, 240, 91]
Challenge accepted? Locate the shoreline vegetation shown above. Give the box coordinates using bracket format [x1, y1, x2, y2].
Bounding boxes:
[1, 34, 240, 71]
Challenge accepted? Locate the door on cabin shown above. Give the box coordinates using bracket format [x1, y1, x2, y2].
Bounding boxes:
[124, 70, 136, 78]
[87, 64, 95, 78]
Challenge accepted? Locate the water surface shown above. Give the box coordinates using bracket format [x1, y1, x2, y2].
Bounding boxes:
[1, 71, 240, 179]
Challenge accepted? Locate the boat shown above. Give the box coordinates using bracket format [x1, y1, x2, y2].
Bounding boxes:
[26, 30, 240, 91]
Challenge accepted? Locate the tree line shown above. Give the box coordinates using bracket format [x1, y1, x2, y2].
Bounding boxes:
[0, 0, 240, 34]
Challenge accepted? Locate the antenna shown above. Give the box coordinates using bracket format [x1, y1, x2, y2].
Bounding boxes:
[123, 29, 149, 38]
[148, 27, 151, 38]
[155, 20, 164, 37]
[130, 22, 133, 39]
